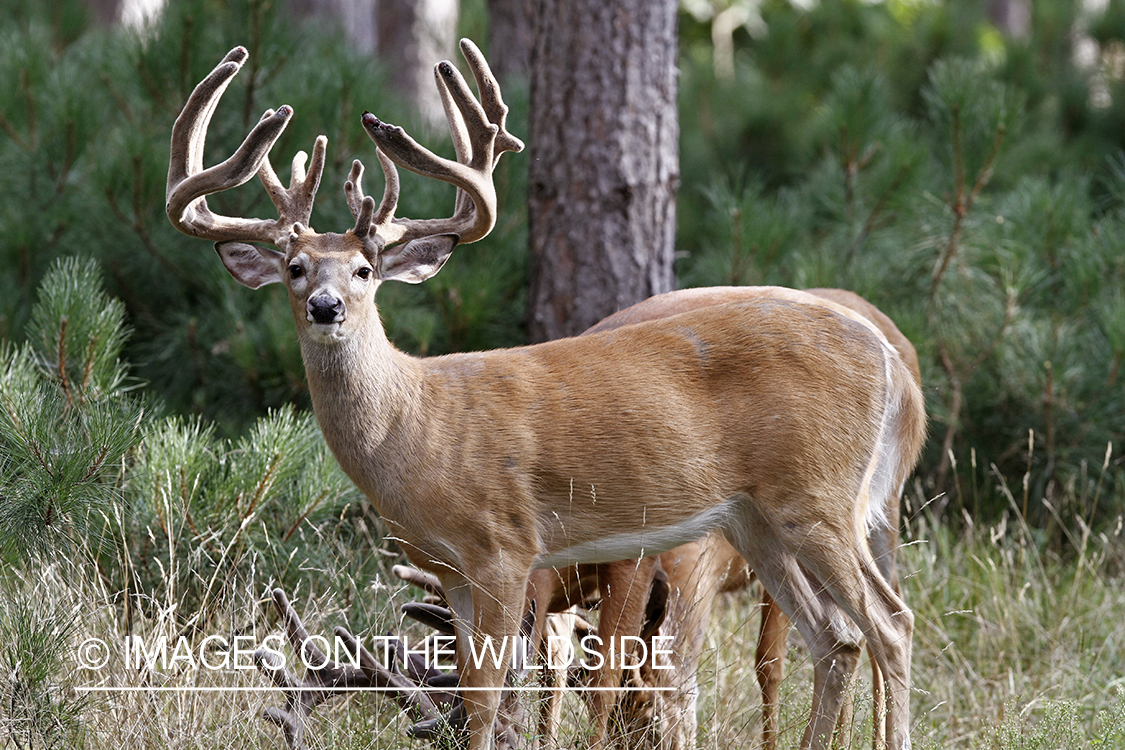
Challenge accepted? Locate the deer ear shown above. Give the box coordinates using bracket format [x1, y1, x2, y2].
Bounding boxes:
[215, 241, 285, 289]
[378, 234, 459, 284]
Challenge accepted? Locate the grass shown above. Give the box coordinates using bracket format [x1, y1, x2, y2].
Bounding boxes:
[684, 470, 1125, 750]
[688, 508, 1125, 749]
[902, 500, 1125, 749]
[3, 471, 1125, 749]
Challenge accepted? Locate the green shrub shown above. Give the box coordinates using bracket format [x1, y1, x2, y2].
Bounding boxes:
[677, 3, 1125, 530]
[0, 0, 529, 436]
[2, 0, 1123, 534]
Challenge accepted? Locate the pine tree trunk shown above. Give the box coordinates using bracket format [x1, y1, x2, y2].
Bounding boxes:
[289, 0, 457, 127]
[376, 0, 459, 129]
[288, 0, 377, 52]
[526, 0, 679, 342]
[989, 0, 1031, 39]
[85, 0, 164, 26]
[487, 0, 535, 83]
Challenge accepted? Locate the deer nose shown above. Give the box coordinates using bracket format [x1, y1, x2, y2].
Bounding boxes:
[307, 294, 344, 325]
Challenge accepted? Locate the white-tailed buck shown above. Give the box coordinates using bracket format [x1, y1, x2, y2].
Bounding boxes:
[167, 43, 924, 750]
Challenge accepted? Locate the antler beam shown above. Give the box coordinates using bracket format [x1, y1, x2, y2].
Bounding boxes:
[353, 38, 525, 247]
[168, 40, 521, 259]
[166, 47, 325, 246]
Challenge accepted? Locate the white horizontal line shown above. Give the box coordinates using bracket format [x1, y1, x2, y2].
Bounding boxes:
[76, 686, 678, 693]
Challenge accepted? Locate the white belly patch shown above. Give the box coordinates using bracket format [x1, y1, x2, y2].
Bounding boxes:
[534, 501, 737, 568]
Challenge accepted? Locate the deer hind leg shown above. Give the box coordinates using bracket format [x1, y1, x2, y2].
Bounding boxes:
[656, 570, 706, 750]
[658, 535, 734, 750]
[537, 608, 582, 750]
[779, 525, 914, 750]
[583, 559, 657, 749]
[858, 569, 911, 750]
[868, 642, 886, 750]
[811, 546, 911, 750]
[759, 582, 864, 750]
[733, 521, 873, 750]
[843, 570, 910, 750]
[756, 589, 790, 750]
[528, 569, 563, 750]
[730, 551, 861, 750]
[864, 516, 900, 750]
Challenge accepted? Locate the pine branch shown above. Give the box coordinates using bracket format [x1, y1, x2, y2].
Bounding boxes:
[930, 121, 1007, 297]
[103, 174, 193, 287]
[56, 317, 75, 410]
[284, 488, 330, 542]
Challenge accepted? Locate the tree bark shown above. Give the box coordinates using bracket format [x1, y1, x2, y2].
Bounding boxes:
[989, 0, 1031, 39]
[85, 0, 164, 26]
[288, 0, 376, 52]
[487, 0, 535, 84]
[289, 0, 457, 128]
[526, 0, 679, 342]
[376, 0, 459, 129]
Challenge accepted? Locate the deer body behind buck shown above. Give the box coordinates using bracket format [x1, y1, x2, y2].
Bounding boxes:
[167, 45, 923, 750]
[563, 284, 923, 750]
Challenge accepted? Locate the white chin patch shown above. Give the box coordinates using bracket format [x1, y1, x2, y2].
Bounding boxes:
[307, 322, 343, 342]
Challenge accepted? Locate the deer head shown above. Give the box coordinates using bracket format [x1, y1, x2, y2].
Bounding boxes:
[166, 41, 523, 346]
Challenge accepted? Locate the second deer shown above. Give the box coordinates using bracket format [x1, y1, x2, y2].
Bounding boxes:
[529, 285, 921, 750]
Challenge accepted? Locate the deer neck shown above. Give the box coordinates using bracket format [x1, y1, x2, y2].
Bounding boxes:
[297, 314, 427, 508]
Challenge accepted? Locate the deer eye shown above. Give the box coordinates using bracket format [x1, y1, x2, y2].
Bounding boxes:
[356, 266, 372, 280]
[288, 264, 303, 279]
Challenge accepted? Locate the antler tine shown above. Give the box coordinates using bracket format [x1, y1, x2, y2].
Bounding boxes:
[344, 159, 366, 219]
[255, 589, 373, 750]
[429, 49, 496, 241]
[361, 39, 524, 247]
[345, 152, 401, 241]
[434, 65, 472, 168]
[402, 602, 456, 635]
[259, 584, 541, 749]
[334, 627, 442, 721]
[167, 47, 325, 246]
[168, 46, 248, 189]
[167, 104, 293, 242]
[373, 149, 401, 227]
[432, 57, 496, 172]
[361, 113, 485, 203]
[393, 564, 446, 600]
[443, 38, 523, 230]
[258, 136, 327, 232]
[273, 588, 323, 667]
[431, 39, 525, 169]
[457, 38, 524, 162]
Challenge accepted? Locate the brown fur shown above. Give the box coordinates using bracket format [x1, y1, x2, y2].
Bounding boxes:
[531, 286, 922, 750]
[168, 47, 925, 750]
[285, 252, 924, 750]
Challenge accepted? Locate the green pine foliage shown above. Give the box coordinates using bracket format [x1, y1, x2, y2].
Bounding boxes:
[0, 574, 89, 750]
[676, 1, 1125, 529]
[0, 0, 528, 435]
[0, 258, 143, 560]
[6, 0, 1117, 530]
[0, 258, 385, 745]
[123, 405, 370, 634]
[4, 0, 1124, 534]
[0, 254, 372, 600]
